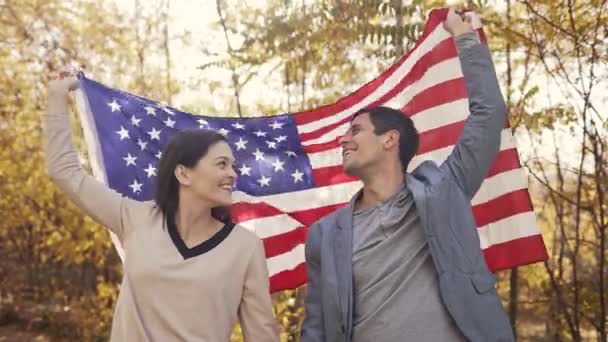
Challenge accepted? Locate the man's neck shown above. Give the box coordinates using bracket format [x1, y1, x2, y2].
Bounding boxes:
[356, 165, 405, 211]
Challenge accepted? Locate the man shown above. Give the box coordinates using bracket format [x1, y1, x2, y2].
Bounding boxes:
[300, 9, 515, 342]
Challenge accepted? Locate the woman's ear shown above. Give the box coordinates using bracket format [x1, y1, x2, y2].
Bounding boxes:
[174, 164, 191, 186]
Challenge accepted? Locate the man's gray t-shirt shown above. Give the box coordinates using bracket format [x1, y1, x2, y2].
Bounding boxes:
[351, 185, 466, 341]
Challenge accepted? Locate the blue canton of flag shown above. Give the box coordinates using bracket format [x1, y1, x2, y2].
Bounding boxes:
[79, 74, 315, 200]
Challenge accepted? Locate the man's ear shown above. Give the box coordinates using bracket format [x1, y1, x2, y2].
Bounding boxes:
[174, 164, 191, 186]
[383, 130, 400, 149]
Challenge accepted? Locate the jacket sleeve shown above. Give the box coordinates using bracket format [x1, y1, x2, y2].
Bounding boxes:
[440, 32, 508, 199]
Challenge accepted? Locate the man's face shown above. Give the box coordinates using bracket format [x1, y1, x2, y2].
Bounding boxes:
[339, 112, 385, 177]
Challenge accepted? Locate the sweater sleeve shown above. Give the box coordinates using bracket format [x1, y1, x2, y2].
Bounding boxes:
[238, 237, 280, 342]
[44, 107, 137, 243]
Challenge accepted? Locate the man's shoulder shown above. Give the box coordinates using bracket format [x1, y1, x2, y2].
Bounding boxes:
[310, 205, 349, 231]
[410, 159, 444, 185]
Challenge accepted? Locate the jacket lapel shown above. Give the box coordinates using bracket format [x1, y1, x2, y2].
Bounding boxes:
[406, 173, 425, 208]
[333, 198, 355, 328]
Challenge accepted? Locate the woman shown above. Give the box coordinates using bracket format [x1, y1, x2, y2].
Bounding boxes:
[45, 69, 279, 341]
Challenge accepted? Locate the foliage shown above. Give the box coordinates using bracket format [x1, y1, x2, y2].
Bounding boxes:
[0, 0, 606, 341]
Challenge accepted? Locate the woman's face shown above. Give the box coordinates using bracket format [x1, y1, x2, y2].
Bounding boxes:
[178, 141, 237, 207]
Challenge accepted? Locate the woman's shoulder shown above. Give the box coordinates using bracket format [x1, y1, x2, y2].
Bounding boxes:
[124, 199, 161, 216]
[121, 200, 164, 228]
[230, 224, 263, 247]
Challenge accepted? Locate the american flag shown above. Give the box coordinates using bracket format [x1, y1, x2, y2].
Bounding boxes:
[75, 8, 547, 293]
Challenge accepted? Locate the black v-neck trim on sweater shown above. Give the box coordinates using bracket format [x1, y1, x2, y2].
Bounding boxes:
[166, 213, 235, 259]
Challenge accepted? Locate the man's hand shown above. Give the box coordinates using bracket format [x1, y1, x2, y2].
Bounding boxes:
[443, 8, 475, 37]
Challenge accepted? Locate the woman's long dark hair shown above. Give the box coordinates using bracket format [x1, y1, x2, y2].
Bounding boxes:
[154, 129, 232, 225]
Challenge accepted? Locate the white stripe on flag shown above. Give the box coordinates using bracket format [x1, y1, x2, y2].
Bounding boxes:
[301, 95, 469, 147]
[409, 129, 516, 169]
[234, 157, 525, 215]
[239, 214, 302, 239]
[266, 212, 539, 277]
[233, 181, 361, 213]
[382, 57, 463, 110]
[267, 244, 305, 277]
[478, 211, 539, 249]
[411, 98, 469, 132]
[308, 128, 515, 170]
[472, 168, 529, 206]
[297, 25, 451, 134]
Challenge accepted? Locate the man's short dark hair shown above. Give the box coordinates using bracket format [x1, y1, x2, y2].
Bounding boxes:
[352, 106, 419, 172]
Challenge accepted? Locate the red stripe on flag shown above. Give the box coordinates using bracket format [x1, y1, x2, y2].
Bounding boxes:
[403, 78, 467, 115]
[290, 203, 349, 227]
[368, 39, 459, 109]
[293, 10, 448, 126]
[303, 138, 340, 153]
[473, 189, 533, 227]
[483, 235, 548, 272]
[308, 145, 522, 192]
[417, 120, 465, 154]
[231, 202, 282, 223]
[487, 148, 522, 178]
[299, 39, 459, 143]
[269, 263, 307, 293]
[312, 165, 358, 187]
[263, 227, 308, 258]
[301, 79, 473, 154]
[299, 115, 351, 143]
[417, 119, 510, 156]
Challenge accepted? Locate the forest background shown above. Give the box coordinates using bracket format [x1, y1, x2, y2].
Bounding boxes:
[0, 0, 606, 341]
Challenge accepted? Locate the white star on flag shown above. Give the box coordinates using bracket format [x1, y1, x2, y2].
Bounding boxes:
[257, 175, 271, 187]
[108, 100, 121, 112]
[164, 117, 175, 128]
[137, 139, 148, 151]
[144, 164, 157, 178]
[272, 158, 285, 172]
[116, 126, 129, 140]
[270, 121, 284, 130]
[129, 179, 143, 193]
[144, 106, 156, 116]
[161, 106, 175, 115]
[239, 164, 251, 176]
[147, 128, 161, 141]
[291, 169, 304, 183]
[253, 149, 265, 161]
[235, 138, 248, 151]
[197, 119, 208, 127]
[232, 122, 245, 130]
[122, 153, 137, 166]
[131, 116, 141, 127]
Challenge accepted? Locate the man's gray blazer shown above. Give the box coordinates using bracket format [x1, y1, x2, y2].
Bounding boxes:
[300, 41, 516, 342]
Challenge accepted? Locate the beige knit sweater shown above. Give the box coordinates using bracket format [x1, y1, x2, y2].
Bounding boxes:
[45, 103, 279, 342]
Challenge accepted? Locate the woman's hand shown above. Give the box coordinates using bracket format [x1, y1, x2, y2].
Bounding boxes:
[48, 67, 80, 98]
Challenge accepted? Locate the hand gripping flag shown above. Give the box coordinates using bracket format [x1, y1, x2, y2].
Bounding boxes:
[75, 8, 548, 292]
